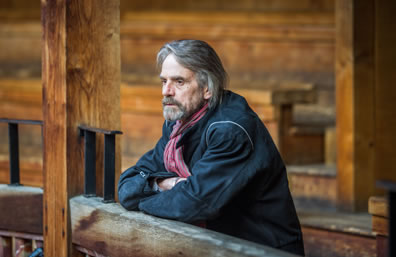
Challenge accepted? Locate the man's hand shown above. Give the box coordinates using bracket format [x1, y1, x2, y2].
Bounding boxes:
[157, 177, 187, 191]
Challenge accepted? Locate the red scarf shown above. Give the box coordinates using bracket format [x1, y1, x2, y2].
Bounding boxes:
[163, 103, 209, 178]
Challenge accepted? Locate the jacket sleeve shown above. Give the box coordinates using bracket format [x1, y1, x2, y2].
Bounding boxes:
[138, 122, 260, 223]
[118, 122, 178, 211]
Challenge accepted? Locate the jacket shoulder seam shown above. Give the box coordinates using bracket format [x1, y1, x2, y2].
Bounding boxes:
[206, 121, 254, 150]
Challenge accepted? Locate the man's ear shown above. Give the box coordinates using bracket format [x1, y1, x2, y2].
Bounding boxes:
[203, 86, 212, 100]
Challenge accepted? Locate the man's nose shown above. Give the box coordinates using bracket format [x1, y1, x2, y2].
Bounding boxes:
[162, 81, 175, 96]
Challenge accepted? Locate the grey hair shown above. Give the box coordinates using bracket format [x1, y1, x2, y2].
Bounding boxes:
[157, 40, 228, 109]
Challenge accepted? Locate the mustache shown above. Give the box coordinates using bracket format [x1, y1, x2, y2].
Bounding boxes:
[162, 97, 182, 107]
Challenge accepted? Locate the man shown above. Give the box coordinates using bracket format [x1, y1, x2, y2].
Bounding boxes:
[118, 39, 304, 255]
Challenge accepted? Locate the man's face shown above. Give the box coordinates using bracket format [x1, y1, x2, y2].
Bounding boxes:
[160, 54, 211, 122]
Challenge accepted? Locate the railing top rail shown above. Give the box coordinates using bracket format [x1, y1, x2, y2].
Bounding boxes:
[78, 124, 123, 135]
[0, 118, 43, 125]
[71, 196, 297, 257]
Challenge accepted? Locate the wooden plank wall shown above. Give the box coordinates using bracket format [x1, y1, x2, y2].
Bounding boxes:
[0, 1, 335, 105]
[0, 0, 334, 13]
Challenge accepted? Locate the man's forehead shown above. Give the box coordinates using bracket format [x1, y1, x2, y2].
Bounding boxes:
[160, 54, 195, 78]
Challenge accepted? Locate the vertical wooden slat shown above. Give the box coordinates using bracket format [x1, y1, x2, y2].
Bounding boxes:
[335, 0, 376, 211]
[42, 0, 121, 256]
[42, 0, 67, 255]
[0, 236, 12, 257]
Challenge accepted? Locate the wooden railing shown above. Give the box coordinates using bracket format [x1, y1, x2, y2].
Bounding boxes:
[0, 117, 297, 256]
[0, 185, 298, 257]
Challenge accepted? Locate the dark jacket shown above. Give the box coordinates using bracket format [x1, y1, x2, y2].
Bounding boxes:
[118, 90, 304, 255]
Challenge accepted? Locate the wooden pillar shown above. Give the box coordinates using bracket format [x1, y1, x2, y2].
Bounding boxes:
[374, 1, 396, 188]
[335, 0, 375, 211]
[336, 0, 396, 211]
[41, 0, 121, 256]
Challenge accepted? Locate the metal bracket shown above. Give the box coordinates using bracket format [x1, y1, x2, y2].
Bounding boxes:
[78, 125, 122, 203]
[0, 118, 43, 186]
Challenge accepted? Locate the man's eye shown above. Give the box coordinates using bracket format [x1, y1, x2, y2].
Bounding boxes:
[177, 80, 184, 85]
[161, 79, 167, 85]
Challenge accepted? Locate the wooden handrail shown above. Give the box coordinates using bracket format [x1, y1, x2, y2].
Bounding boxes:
[70, 196, 296, 257]
[0, 186, 296, 257]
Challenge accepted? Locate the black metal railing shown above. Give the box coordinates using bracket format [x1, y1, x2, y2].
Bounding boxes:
[377, 180, 396, 257]
[78, 125, 122, 203]
[0, 118, 43, 186]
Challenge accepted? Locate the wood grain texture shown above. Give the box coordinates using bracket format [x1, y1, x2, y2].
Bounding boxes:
[376, 235, 388, 257]
[0, 185, 43, 234]
[41, 0, 67, 255]
[42, 0, 121, 256]
[335, 0, 376, 211]
[70, 196, 294, 257]
[371, 216, 388, 236]
[368, 196, 388, 218]
[0, 9, 334, 90]
[302, 227, 376, 257]
[289, 171, 337, 208]
[119, 0, 334, 12]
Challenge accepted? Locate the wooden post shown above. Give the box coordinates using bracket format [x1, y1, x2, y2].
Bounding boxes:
[336, 0, 396, 211]
[41, 0, 121, 256]
[335, 0, 376, 211]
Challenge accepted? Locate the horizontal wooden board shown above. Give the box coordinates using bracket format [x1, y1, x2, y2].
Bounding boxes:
[302, 226, 376, 257]
[70, 196, 294, 257]
[289, 171, 336, 209]
[368, 196, 388, 218]
[0, 10, 335, 89]
[0, 185, 43, 234]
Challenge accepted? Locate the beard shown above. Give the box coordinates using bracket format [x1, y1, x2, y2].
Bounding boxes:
[162, 96, 205, 122]
[162, 97, 186, 121]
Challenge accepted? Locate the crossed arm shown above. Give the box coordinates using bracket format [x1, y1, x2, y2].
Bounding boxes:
[118, 123, 257, 223]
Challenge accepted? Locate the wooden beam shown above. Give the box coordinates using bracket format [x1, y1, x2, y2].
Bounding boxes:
[335, 0, 376, 211]
[41, 0, 120, 256]
[70, 196, 291, 257]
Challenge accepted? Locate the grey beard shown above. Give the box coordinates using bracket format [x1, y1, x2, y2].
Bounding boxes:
[163, 105, 185, 121]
